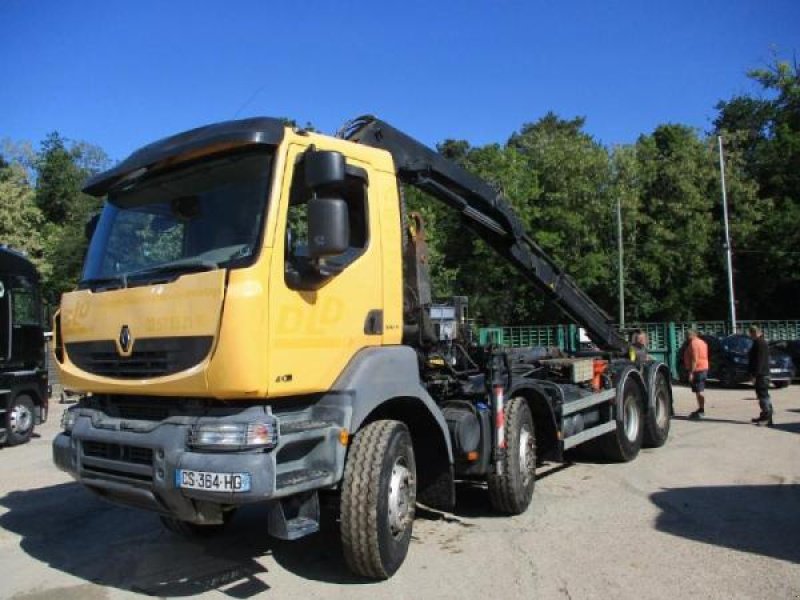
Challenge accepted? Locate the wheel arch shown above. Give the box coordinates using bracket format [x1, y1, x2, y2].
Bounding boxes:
[509, 383, 560, 463]
[328, 346, 455, 511]
[356, 396, 455, 510]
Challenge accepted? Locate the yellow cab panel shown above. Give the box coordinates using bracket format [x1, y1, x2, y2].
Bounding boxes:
[266, 131, 397, 397]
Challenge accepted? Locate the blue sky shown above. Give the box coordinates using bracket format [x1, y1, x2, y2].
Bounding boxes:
[1, 0, 797, 161]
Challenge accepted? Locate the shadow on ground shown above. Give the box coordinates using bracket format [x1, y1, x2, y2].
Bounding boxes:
[0, 483, 367, 598]
[673, 414, 800, 435]
[651, 484, 800, 564]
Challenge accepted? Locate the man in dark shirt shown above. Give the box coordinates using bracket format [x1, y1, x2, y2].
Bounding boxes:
[748, 325, 773, 426]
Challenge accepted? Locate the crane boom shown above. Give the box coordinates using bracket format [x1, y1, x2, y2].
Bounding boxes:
[340, 116, 628, 354]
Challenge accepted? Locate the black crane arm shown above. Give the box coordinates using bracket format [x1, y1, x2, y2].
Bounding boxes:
[339, 116, 628, 354]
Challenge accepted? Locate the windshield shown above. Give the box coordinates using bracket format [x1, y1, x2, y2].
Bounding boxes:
[82, 148, 274, 287]
[724, 335, 752, 354]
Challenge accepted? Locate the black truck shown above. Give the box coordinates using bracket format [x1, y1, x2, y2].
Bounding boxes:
[0, 246, 48, 445]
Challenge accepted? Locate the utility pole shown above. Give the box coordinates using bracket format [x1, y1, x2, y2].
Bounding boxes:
[616, 196, 624, 329]
[718, 136, 737, 332]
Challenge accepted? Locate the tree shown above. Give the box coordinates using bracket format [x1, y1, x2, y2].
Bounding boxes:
[32, 133, 109, 301]
[0, 164, 46, 273]
[714, 56, 800, 317]
[622, 125, 719, 320]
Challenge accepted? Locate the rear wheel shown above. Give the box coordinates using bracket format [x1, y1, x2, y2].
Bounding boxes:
[643, 372, 671, 448]
[487, 397, 536, 515]
[595, 375, 644, 462]
[7, 394, 35, 446]
[773, 381, 790, 389]
[340, 420, 416, 579]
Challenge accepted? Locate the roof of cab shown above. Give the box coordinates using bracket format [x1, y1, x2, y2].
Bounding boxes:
[0, 246, 39, 280]
[83, 117, 286, 197]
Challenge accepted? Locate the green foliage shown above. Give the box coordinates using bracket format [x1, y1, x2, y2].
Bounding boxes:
[714, 56, 800, 318]
[0, 164, 46, 273]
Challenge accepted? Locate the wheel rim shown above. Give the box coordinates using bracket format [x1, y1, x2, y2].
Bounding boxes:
[655, 385, 669, 430]
[387, 457, 414, 538]
[518, 425, 535, 486]
[623, 393, 640, 442]
[10, 402, 33, 434]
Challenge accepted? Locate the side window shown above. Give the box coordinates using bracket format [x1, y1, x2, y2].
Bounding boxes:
[284, 157, 368, 284]
[10, 275, 40, 326]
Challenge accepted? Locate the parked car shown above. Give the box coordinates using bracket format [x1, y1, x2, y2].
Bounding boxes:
[769, 340, 800, 380]
[678, 334, 795, 388]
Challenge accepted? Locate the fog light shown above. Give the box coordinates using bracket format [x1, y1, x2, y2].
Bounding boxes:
[190, 420, 278, 451]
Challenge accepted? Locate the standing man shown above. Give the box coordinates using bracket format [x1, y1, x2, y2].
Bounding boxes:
[748, 325, 773, 426]
[685, 330, 709, 420]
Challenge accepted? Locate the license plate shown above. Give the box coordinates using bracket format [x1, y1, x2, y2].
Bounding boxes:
[176, 469, 251, 492]
[770, 368, 782, 374]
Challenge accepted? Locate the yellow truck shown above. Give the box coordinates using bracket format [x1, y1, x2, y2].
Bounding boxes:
[53, 116, 672, 578]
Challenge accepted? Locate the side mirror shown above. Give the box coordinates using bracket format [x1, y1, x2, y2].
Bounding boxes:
[85, 213, 100, 242]
[308, 197, 349, 258]
[305, 151, 345, 189]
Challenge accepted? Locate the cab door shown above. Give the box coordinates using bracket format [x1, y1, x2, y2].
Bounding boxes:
[0, 277, 10, 362]
[267, 142, 384, 396]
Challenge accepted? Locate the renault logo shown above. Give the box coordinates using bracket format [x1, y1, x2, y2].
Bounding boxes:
[118, 324, 134, 356]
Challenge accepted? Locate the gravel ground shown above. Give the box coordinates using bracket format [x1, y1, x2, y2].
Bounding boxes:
[1, 382, 798, 600]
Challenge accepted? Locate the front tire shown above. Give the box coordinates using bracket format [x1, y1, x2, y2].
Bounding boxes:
[487, 397, 536, 515]
[774, 381, 790, 389]
[643, 371, 671, 448]
[340, 420, 417, 579]
[7, 394, 35, 446]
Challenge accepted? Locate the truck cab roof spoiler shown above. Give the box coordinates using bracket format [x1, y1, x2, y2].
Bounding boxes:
[83, 117, 286, 197]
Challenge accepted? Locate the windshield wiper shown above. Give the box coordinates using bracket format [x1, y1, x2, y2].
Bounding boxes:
[80, 276, 126, 290]
[123, 259, 219, 283]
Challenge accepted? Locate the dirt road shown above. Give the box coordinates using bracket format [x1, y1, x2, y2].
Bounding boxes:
[1, 383, 798, 599]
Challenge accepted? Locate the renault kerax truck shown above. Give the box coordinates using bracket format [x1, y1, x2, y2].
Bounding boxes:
[53, 117, 672, 578]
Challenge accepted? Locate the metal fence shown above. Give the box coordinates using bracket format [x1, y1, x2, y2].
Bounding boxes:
[478, 320, 800, 378]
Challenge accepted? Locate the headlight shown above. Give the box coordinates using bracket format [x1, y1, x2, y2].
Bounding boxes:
[190, 420, 278, 451]
[61, 408, 78, 433]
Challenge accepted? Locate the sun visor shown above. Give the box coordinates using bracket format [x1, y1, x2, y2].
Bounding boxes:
[83, 117, 286, 197]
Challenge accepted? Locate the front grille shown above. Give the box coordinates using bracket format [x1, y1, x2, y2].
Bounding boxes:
[66, 336, 213, 378]
[82, 441, 154, 465]
[116, 403, 171, 421]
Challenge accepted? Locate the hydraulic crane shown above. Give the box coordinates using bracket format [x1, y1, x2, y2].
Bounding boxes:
[340, 116, 629, 354]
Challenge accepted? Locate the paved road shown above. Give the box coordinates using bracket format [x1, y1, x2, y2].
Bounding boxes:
[1, 383, 798, 600]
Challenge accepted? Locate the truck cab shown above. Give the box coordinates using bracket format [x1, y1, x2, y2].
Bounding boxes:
[0, 246, 48, 445]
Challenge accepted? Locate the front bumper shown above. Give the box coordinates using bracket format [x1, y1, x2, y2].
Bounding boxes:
[53, 402, 348, 524]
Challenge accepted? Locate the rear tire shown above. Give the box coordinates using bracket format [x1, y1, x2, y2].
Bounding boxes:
[7, 394, 35, 446]
[595, 375, 644, 462]
[487, 397, 536, 515]
[774, 381, 789, 389]
[340, 420, 416, 579]
[643, 372, 671, 448]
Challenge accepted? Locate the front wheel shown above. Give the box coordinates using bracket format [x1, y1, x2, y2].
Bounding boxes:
[340, 420, 417, 579]
[773, 381, 790, 389]
[7, 394, 36, 446]
[487, 397, 536, 515]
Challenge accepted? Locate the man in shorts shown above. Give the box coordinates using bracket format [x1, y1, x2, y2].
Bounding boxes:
[685, 330, 709, 420]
